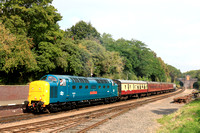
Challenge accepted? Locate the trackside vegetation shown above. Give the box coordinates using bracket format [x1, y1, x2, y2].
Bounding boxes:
[0, 0, 183, 84]
[157, 99, 200, 133]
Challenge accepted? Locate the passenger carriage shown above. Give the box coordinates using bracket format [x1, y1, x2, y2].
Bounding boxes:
[113, 79, 176, 99]
[113, 80, 148, 99]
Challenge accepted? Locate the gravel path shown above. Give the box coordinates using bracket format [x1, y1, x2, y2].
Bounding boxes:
[88, 89, 195, 133]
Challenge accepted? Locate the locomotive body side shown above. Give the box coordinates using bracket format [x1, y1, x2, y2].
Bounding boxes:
[64, 76, 118, 103]
[25, 74, 118, 112]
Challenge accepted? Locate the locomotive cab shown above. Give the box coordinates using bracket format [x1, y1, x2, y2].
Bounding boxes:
[24, 75, 69, 112]
[24, 80, 50, 112]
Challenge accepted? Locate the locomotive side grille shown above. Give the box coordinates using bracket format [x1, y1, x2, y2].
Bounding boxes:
[50, 86, 58, 98]
[95, 79, 109, 84]
[70, 77, 89, 83]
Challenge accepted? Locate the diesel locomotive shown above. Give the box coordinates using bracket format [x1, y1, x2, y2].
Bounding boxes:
[24, 74, 176, 113]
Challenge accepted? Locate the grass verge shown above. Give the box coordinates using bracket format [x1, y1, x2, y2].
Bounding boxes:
[157, 99, 200, 133]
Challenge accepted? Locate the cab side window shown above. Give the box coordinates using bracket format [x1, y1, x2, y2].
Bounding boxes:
[60, 79, 66, 86]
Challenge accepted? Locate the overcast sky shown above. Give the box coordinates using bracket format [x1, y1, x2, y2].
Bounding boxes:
[52, 0, 200, 73]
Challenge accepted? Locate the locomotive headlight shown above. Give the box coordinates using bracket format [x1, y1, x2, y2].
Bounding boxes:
[39, 88, 41, 90]
[32, 87, 34, 90]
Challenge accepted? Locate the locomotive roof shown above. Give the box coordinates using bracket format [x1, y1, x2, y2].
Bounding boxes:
[45, 74, 112, 84]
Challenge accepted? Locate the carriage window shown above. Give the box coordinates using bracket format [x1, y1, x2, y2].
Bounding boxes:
[107, 85, 110, 88]
[85, 85, 88, 89]
[72, 86, 76, 89]
[79, 86, 82, 89]
[103, 86, 105, 89]
[98, 86, 101, 89]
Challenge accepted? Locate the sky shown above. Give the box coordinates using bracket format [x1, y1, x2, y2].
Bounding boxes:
[52, 0, 200, 73]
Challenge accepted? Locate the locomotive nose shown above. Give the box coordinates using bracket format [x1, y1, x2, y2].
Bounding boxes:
[25, 81, 50, 112]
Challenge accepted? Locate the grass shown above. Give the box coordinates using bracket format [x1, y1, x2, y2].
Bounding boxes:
[157, 99, 200, 133]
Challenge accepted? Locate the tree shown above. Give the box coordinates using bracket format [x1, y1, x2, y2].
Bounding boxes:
[0, 0, 64, 83]
[167, 65, 182, 83]
[78, 39, 124, 77]
[66, 21, 100, 40]
[0, 23, 37, 84]
[101, 36, 168, 81]
[0, 0, 63, 47]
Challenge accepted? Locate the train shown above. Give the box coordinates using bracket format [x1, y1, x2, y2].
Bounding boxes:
[24, 74, 176, 113]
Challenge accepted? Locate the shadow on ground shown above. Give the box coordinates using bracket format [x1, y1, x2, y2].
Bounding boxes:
[151, 108, 178, 115]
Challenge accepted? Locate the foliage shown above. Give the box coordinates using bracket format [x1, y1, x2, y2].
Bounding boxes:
[0, 0, 62, 47]
[79, 39, 124, 77]
[0, 23, 37, 84]
[0, 0, 182, 84]
[157, 99, 200, 133]
[66, 21, 100, 40]
[0, 0, 64, 83]
[167, 65, 182, 83]
[100, 34, 168, 81]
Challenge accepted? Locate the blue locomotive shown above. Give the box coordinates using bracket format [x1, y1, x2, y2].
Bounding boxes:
[24, 74, 118, 112]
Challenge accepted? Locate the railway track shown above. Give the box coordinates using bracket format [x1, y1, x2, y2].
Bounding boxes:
[0, 89, 184, 133]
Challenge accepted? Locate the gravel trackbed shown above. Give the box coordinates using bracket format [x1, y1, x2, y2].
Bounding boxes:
[87, 89, 194, 133]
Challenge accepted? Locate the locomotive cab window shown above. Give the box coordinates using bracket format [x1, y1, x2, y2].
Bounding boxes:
[59, 79, 66, 86]
[41, 76, 47, 80]
[48, 76, 57, 82]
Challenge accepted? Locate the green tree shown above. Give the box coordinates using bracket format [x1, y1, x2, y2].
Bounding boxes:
[101, 36, 167, 81]
[66, 21, 100, 40]
[167, 64, 182, 83]
[0, 0, 64, 81]
[79, 39, 124, 77]
[0, 0, 62, 47]
[0, 23, 37, 84]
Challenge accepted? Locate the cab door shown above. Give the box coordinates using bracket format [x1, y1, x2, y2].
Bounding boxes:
[59, 79, 69, 102]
